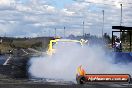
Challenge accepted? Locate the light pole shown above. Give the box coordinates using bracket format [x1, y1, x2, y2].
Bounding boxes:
[55, 28, 56, 37]
[120, 4, 123, 45]
[120, 4, 122, 26]
[102, 10, 104, 38]
[83, 21, 84, 38]
[64, 27, 66, 38]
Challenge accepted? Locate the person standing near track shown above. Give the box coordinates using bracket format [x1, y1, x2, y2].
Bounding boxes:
[114, 37, 122, 52]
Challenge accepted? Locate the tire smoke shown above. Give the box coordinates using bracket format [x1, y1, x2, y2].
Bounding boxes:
[28, 40, 132, 81]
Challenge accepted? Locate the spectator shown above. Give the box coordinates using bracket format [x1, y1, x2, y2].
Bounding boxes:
[114, 37, 122, 52]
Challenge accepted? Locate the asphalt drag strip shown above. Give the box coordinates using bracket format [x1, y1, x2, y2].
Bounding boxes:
[0, 81, 132, 88]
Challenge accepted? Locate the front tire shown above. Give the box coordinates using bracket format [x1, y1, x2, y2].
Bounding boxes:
[77, 76, 86, 84]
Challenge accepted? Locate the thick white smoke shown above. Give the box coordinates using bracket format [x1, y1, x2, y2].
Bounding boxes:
[28, 40, 132, 81]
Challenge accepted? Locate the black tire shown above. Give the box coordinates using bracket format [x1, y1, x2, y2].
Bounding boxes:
[77, 76, 86, 84]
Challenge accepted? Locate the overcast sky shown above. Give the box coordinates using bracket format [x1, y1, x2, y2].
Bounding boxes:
[0, 0, 132, 37]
